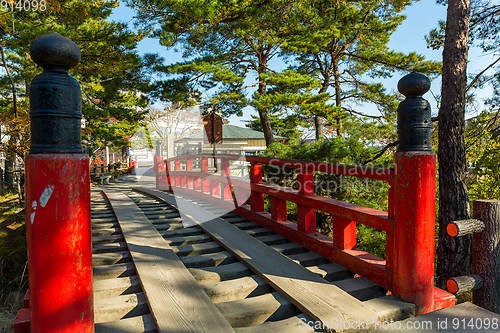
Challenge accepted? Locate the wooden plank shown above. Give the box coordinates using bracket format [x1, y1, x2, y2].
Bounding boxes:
[103, 190, 235, 333]
[136, 188, 379, 329]
[152, 184, 393, 290]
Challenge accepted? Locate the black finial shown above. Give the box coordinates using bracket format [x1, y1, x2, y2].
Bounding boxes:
[30, 32, 81, 70]
[397, 71, 431, 97]
[29, 33, 83, 154]
[396, 72, 432, 152]
[156, 140, 163, 157]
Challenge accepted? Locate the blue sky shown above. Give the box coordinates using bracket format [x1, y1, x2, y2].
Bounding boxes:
[109, 0, 497, 124]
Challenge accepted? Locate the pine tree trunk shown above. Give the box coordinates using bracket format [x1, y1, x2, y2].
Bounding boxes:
[333, 60, 343, 137]
[257, 57, 275, 147]
[4, 155, 15, 189]
[315, 116, 324, 140]
[436, 0, 472, 289]
[315, 75, 330, 141]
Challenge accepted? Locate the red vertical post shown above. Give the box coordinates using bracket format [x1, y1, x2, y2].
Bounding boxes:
[393, 151, 436, 315]
[271, 196, 287, 221]
[211, 165, 220, 197]
[195, 157, 202, 191]
[297, 172, 316, 233]
[23, 33, 94, 332]
[164, 161, 172, 191]
[175, 159, 181, 187]
[392, 72, 448, 315]
[181, 158, 187, 188]
[386, 178, 395, 272]
[221, 159, 232, 200]
[186, 158, 193, 189]
[13, 308, 30, 333]
[332, 217, 356, 250]
[154, 140, 164, 189]
[154, 156, 164, 189]
[128, 159, 133, 174]
[250, 162, 264, 212]
[201, 157, 210, 193]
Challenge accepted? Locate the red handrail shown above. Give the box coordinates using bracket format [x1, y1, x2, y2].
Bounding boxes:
[154, 151, 455, 315]
[163, 153, 394, 181]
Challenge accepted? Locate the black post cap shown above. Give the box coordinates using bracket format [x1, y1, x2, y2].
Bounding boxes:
[30, 32, 81, 70]
[396, 72, 432, 152]
[398, 71, 431, 97]
[156, 140, 163, 157]
[29, 33, 83, 154]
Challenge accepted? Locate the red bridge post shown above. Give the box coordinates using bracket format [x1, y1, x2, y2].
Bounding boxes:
[250, 162, 264, 212]
[392, 72, 443, 315]
[154, 140, 164, 189]
[19, 33, 94, 332]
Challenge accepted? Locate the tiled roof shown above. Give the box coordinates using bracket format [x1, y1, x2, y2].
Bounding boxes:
[178, 124, 286, 140]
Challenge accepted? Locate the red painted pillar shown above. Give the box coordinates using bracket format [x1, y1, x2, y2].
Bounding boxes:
[154, 140, 164, 189]
[201, 157, 210, 193]
[187, 158, 194, 189]
[332, 217, 356, 250]
[23, 33, 94, 332]
[392, 72, 446, 315]
[154, 156, 164, 189]
[393, 151, 436, 315]
[221, 159, 232, 200]
[297, 172, 316, 233]
[386, 178, 395, 272]
[271, 196, 287, 221]
[164, 161, 172, 191]
[250, 162, 264, 212]
[181, 158, 187, 188]
[175, 159, 181, 187]
[195, 159, 202, 191]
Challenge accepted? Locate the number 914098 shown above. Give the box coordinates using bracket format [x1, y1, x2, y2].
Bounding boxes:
[1, 1, 46, 11]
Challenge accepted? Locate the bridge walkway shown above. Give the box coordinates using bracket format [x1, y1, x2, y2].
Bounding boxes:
[90, 170, 415, 332]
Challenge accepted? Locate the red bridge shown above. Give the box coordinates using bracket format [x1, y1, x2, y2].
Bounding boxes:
[12, 32, 500, 333]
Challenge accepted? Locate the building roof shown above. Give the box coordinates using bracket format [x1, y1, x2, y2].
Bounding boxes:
[176, 124, 286, 141]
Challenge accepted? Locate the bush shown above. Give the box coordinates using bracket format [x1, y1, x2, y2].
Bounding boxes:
[263, 139, 393, 258]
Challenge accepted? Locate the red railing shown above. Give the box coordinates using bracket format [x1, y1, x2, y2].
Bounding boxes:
[155, 152, 455, 315]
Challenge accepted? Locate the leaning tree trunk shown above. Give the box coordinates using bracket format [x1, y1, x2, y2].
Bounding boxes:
[257, 56, 275, 147]
[333, 60, 343, 137]
[436, 0, 472, 289]
[315, 74, 330, 141]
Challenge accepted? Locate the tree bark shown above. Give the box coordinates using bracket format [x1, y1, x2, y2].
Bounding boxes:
[4, 155, 15, 189]
[314, 116, 324, 141]
[333, 60, 343, 137]
[436, 0, 472, 289]
[472, 200, 500, 314]
[315, 76, 329, 141]
[257, 55, 275, 147]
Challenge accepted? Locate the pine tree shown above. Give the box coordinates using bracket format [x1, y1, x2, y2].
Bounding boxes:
[0, 0, 147, 163]
[282, 0, 441, 139]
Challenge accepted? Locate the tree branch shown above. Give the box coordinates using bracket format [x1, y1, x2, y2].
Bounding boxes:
[361, 141, 399, 165]
[466, 57, 500, 91]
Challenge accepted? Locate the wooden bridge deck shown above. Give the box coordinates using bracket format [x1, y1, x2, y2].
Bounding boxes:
[91, 174, 415, 332]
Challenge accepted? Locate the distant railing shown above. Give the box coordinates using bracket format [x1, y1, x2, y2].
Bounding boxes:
[90, 162, 135, 183]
